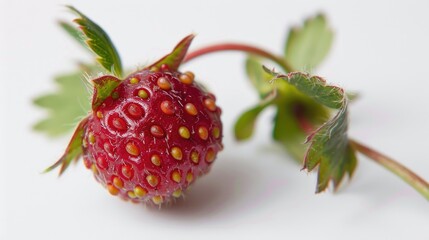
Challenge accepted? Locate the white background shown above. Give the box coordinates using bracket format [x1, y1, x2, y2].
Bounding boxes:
[1, 0, 429, 239]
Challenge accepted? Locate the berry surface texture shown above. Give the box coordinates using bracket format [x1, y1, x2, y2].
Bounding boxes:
[83, 69, 223, 205]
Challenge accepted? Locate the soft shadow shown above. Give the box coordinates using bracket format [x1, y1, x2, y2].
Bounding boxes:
[148, 156, 258, 219]
[143, 155, 285, 221]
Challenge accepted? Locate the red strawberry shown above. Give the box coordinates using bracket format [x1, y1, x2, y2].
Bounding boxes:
[84, 68, 222, 205]
[47, 35, 223, 206]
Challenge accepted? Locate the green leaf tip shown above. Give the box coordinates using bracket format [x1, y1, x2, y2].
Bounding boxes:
[284, 13, 333, 72]
[146, 34, 195, 71]
[44, 117, 89, 175]
[234, 91, 277, 140]
[266, 68, 357, 192]
[91, 75, 121, 110]
[67, 6, 123, 77]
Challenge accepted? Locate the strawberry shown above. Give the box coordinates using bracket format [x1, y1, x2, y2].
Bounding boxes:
[45, 27, 223, 205]
[82, 67, 222, 205]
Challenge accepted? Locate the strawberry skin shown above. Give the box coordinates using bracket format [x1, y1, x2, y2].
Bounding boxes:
[82, 69, 223, 205]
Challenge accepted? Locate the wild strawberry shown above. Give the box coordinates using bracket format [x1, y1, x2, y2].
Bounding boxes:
[83, 68, 222, 205]
[46, 33, 223, 206]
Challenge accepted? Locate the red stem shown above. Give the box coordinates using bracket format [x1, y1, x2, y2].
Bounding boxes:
[184, 43, 293, 72]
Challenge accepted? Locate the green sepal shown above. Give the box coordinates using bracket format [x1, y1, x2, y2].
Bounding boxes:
[284, 13, 333, 72]
[91, 75, 121, 110]
[44, 117, 89, 175]
[234, 91, 277, 140]
[68, 6, 123, 77]
[146, 34, 195, 71]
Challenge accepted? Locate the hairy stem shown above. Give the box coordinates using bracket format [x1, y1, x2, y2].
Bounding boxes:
[184, 43, 294, 72]
[350, 140, 429, 200]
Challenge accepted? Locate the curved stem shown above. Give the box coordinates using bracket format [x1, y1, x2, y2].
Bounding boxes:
[350, 140, 429, 200]
[184, 43, 294, 72]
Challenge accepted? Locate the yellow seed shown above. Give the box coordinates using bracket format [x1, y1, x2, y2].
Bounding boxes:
[152, 196, 163, 205]
[205, 148, 216, 163]
[146, 175, 159, 187]
[178, 126, 190, 139]
[107, 184, 119, 196]
[212, 127, 220, 138]
[172, 189, 182, 198]
[134, 186, 147, 198]
[150, 125, 165, 138]
[185, 103, 198, 116]
[171, 171, 181, 183]
[137, 89, 149, 99]
[127, 191, 136, 199]
[171, 147, 183, 160]
[160, 101, 174, 115]
[204, 98, 216, 111]
[151, 154, 161, 166]
[179, 73, 193, 85]
[96, 111, 103, 119]
[198, 127, 209, 140]
[184, 71, 195, 80]
[157, 77, 171, 90]
[88, 132, 96, 144]
[126, 142, 140, 156]
[91, 164, 99, 175]
[113, 176, 123, 189]
[186, 172, 194, 183]
[130, 77, 139, 84]
[191, 151, 199, 164]
[82, 139, 88, 148]
[150, 66, 159, 72]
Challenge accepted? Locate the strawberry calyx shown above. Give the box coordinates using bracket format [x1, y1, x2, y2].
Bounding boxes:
[145, 34, 195, 72]
[46, 31, 197, 175]
[91, 75, 122, 110]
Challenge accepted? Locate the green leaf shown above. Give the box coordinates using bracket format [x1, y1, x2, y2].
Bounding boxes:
[284, 13, 333, 72]
[235, 91, 276, 140]
[272, 105, 308, 161]
[272, 92, 330, 162]
[264, 67, 343, 108]
[33, 65, 99, 137]
[146, 34, 195, 71]
[44, 117, 89, 175]
[267, 68, 357, 192]
[59, 21, 88, 50]
[68, 6, 123, 77]
[305, 105, 357, 192]
[242, 61, 330, 161]
[91, 75, 121, 110]
[245, 56, 275, 98]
